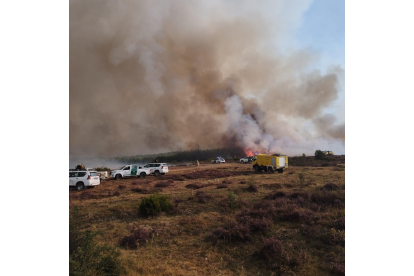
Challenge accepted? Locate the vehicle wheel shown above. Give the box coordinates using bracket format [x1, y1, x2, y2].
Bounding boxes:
[76, 182, 85, 191]
[240, 160, 244, 164]
[115, 174, 122, 180]
[154, 171, 160, 176]
[140, 172, 146, 178]
[268, 167, 274, 173]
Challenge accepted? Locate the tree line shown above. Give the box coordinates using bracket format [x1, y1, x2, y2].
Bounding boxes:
[114, 147, 245, 164]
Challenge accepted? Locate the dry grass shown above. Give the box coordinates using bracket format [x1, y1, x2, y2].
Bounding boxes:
[70, 162, 345, 275]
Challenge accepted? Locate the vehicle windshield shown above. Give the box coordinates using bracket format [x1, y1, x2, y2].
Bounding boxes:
[118, 166, 126, 170]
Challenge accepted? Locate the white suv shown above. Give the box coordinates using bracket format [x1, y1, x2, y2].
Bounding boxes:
[143, 163, 169, 176]
[69, 170, 100, 190]
[211, 157, 225, 164]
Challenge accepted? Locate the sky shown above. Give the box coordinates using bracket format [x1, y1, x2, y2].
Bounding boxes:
[69, 0, 346, 158]
[296, 0, 345, 123]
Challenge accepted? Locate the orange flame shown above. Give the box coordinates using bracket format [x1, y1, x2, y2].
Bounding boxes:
[244, 148, 254, 157]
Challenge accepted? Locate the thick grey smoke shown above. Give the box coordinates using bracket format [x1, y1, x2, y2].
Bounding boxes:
[70, 0, 344, 157]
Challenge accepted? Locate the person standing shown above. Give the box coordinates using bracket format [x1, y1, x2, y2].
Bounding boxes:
[196, 160, 199, 169]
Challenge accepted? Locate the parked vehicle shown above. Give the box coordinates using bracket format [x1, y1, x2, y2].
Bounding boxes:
[69, 170, 100, 190]
[211, 157, 225, 164]
[143, 163, 169, 176]
[239, 156, 253, 164]
[252, 154, 288, 173]
[97, 171, 108, 181]
[322, 150, 334, 155]
[110, 164, 151, 180]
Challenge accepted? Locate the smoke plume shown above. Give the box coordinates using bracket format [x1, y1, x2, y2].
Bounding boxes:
[70, 0, 344, 157]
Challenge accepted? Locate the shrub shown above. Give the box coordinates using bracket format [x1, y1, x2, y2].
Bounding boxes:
[254, 238, 307, 269]
[195, 191, 212, 203]
[155, 181, 171, 188]
[185, 183, 204, 189]
[265, 191, 286, 200]
[254, 238, 283, 261]
[310, 191, 339, 205]
[138, 194, 173, 217]
[171, 175, 186, 181]
[119, 227, 151, 249]
[131, 187, 148, 194]
[315, 150, 325, 160]
[212, 221, 252, 241]
[247, 184, 258, 192]
[118, 184, 126, 190]
[236, 212, 271, 232]
[70, 208, 124, 276]
[289, 192, 309, 200]
[217, 184, 228, 189]
[113, 191, 120, 196]
[222, 179, 232, 184]
[239, 180, 247, 184]
[320, 182, 339, 191]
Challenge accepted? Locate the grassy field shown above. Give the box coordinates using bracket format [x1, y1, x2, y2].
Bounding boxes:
[70, 161, 345, 275]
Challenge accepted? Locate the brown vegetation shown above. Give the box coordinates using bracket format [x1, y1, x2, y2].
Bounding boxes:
[69, 162, 345, 275]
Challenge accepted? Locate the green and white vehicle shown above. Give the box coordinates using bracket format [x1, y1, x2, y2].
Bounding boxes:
[110, 164, 151, 180]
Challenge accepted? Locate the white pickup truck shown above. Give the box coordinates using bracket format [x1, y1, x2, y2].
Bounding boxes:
[110, 164, 151, 180]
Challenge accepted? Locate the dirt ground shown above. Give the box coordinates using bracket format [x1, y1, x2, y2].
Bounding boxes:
[70, 161, 345, 275]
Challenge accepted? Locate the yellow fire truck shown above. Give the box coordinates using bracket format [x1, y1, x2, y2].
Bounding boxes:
[252, 154, 288, 173]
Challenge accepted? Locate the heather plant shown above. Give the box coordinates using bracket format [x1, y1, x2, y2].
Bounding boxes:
[247, 184, 258, 192]
[212, 221, 252, 242]
[131, 187, 148, 194]
[320, 182, 339, 191]
[119, 227, 152, 249]
[70, 208, 124, 276]
[254, 238, 307, 270]
[195, 191, 212, 203]
[155, 181, 171, 188]
[185, 183, 204, 189]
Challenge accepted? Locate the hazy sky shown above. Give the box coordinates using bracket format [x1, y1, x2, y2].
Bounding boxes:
[70, 0, 345, 157]
[296, 0, 345, 123]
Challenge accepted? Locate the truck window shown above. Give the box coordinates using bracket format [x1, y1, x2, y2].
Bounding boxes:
[90, 172, 98, 176]
[78, 172, 86, 177]
[124, 166, 130, 170]
[69, 172, 78, 177]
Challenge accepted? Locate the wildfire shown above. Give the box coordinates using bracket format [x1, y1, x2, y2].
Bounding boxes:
[244, 148, 255, 157]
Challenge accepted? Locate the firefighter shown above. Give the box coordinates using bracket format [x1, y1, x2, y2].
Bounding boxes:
[196, 160, 199, 169]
